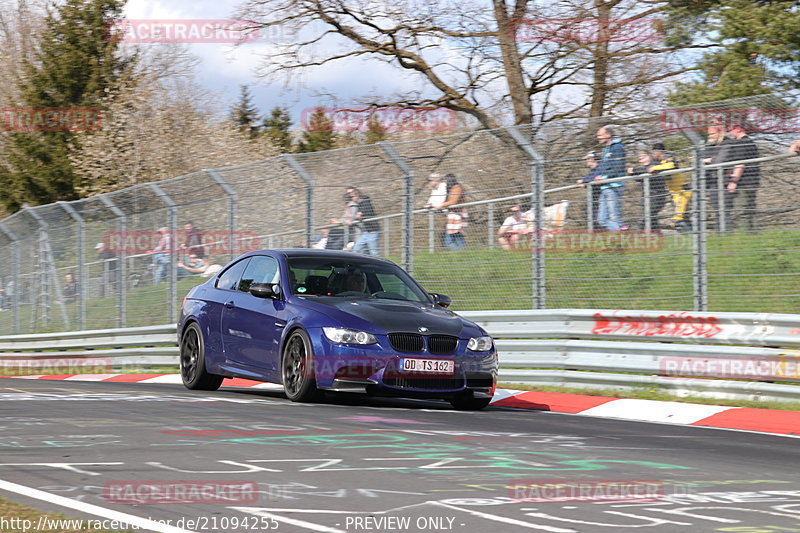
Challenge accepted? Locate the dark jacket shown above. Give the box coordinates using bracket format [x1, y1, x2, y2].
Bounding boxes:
[727, 135, 761, 186]
[356, 196, 380, 233]
[629, 165, 667, 195]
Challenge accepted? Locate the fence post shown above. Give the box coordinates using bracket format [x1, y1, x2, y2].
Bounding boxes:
[282, 155, 315, 248]
[683, 131, 708, 312]
[58, 202, 85, 331]
[99, 195, 127, 327]
[23, 205, 70, 330]
[205, 169, 238, 260]
[642, 176, 651, 232]
[0, 223, 20, 333]
[378, 142, 415, 273]
[506, 125, 546, 309]
[717, 167, 726, 233]
[586, 184, 594, 231]
[488, 203, 495, 247]
[149, 184, 178, 322]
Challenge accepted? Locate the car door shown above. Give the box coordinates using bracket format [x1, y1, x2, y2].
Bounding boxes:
[220, 255, 284, 376]
[204, 257, 250, 357]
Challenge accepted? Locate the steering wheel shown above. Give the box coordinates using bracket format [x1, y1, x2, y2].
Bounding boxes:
[336, 291, 367, 297]
[370, 291, 406, 300]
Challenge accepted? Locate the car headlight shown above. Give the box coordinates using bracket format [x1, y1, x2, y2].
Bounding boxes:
[323, 327, 377, 345]
[467, 336, 494, 351]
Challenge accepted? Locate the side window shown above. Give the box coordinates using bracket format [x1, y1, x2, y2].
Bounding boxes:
[238, 256, 280, 293]
[215, 258, 250, 291]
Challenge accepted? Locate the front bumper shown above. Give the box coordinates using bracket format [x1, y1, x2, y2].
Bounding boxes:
[310, 332, 497, 398]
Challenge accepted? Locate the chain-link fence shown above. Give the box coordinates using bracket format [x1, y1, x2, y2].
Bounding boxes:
[1, 96, 799, 333]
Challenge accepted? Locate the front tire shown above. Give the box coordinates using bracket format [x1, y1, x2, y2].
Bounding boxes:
[449, 392, 492, 411]
[282, 329, 322, 402]
[180, 322, 223, 390]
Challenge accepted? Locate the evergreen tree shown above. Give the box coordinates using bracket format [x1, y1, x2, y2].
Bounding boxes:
[364, 113, 387, 144]
[667, 0, 800, 105]
[262, 106, 293, 152]
[0, 0, 133, 211]
[230, 85, 260, 139]
[297, 106, 336, 153]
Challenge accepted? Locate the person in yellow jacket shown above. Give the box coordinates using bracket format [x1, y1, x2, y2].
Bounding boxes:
[652, 143, 691, 231]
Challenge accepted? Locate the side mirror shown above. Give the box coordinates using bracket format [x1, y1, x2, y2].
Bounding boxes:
[250, 283, 281, 299]
[430, 293, 452, 308]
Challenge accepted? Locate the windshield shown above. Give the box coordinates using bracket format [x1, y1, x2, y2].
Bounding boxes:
[287, 257, 430, 303]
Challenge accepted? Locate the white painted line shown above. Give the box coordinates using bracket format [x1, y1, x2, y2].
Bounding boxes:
[246, 383, 283, 390]
[0, 479, 194, 533]
[230, 507, 347, 532]
[490, 388, 526, 403]
[579, 399, 735, 424]
[64, 374, 121, 381]
[432, 501, 576, 532]
[139, 374, 183, 384]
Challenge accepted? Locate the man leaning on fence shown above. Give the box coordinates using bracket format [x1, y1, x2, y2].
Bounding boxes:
[593, 126, 626, 232]
[576, 151, 602, 230]
[347, 187, 381, 256]
[726, 123, 761, 231]
[628, 150, 668, 232]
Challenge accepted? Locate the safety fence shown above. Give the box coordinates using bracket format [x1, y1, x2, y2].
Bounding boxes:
[1, 96, 800, 334]
[1, 309, 798, 403]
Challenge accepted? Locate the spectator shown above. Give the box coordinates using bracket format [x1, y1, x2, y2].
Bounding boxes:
[628, 150, 668, 231]
[149, 227, 172, 284]
[576, 151, 602, 230]
[62, 272, 78, 303]
[651, 142, 691, 232]
[444, 209, 467, 250]
[347, 187, 381, 256]
[497, 205, 529, 250]
[425, 173, 467, 248]
[703, 120, 734, 229]
[181, 221, 206, 258]
[338, 192, 361, 246]
[312, 229, 329, 249]
[176, 253, 209, 279]
[325, 218, 347, 250]
[727, 123, 761, 231]
[593, 126, 626, 232]
[95, 242, 119, 296]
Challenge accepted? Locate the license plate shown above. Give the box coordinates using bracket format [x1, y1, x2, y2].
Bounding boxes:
[398, 358, 455, 374]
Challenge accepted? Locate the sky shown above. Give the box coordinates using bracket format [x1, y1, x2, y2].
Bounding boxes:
[123, 0, 430, 128]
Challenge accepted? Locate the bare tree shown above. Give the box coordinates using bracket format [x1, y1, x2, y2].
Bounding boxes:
[71, 46, 279, 195]
[236, 0, 713, 127]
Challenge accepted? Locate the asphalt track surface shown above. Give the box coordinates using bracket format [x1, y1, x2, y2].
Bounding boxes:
[1, 379, 800, 533]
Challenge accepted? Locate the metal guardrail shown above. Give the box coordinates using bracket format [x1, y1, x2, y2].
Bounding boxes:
[1, 310, 798, 402]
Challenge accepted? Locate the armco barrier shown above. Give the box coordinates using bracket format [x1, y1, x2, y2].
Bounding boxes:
[1, 310, 798, 402]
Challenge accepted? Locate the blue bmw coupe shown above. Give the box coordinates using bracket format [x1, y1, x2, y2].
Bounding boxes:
[178, 249, 497, 409]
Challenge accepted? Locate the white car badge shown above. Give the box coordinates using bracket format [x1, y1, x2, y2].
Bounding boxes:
[418, 327, 429, 333]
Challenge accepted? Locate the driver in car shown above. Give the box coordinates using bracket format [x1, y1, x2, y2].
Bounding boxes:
[343, 271, 367, 294]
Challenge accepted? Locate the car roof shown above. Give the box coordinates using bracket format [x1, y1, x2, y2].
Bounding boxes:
[247, 248, 396, 265]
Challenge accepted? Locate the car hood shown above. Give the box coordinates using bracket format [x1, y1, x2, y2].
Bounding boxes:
[302, 297, 467, 336]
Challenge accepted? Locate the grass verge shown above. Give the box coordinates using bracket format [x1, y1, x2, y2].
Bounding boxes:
[0, 497, 132, 532]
